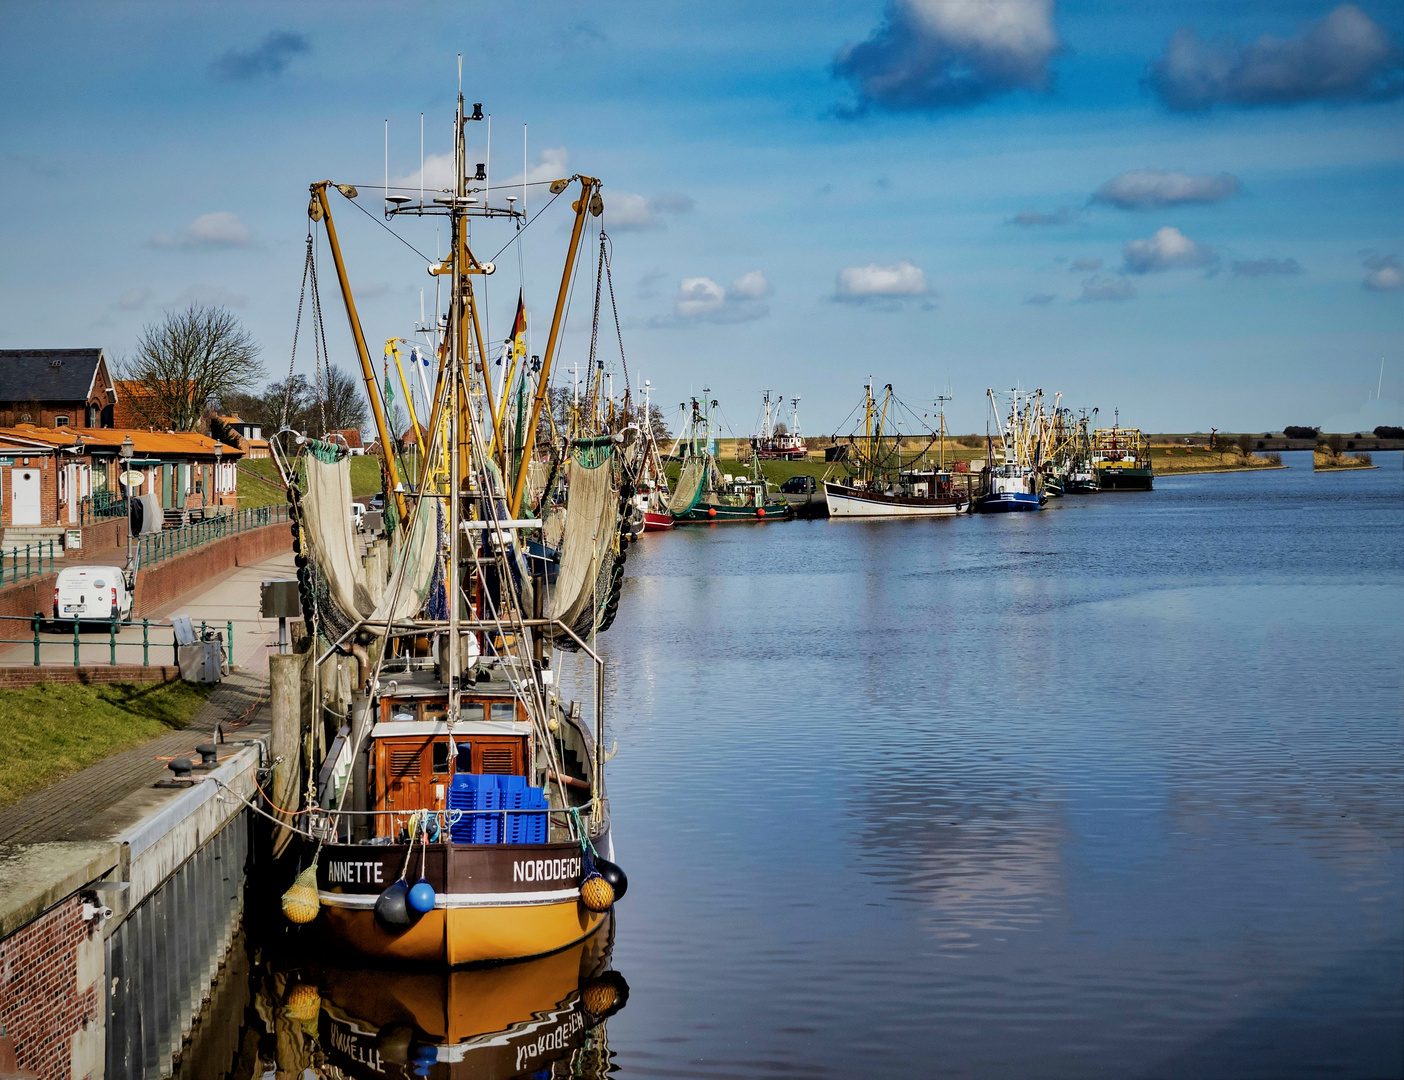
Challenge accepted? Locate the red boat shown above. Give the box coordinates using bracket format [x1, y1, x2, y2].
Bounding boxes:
[643, 509, 674, 531]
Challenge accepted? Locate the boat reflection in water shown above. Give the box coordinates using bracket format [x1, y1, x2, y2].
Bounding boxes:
[267, 919, 627, 1079]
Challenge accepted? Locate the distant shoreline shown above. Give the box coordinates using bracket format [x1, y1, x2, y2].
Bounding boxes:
[1158, 464, 1289, 476]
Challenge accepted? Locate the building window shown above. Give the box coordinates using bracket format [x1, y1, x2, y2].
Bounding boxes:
[54, 415, 70, 427]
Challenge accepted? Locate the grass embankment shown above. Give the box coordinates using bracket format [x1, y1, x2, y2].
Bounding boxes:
[1314, 451, 1375, 471]
[1151, 446, 1284, 474]
[0, 680, 213, 808]
[236, 456, 385, 508]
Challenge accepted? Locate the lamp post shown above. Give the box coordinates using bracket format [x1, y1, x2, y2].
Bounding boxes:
[213, 442, 223, 512]
[119, 436, 134, 568]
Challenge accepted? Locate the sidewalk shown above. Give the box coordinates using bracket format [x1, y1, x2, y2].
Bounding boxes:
[0, 551, 297, 669]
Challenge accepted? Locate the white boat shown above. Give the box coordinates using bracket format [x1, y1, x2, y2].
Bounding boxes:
[824, 477, 969, 517]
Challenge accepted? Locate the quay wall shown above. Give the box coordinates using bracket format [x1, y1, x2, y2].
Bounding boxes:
[0, 745, 264, 1080]
[0, 665, 181, 688]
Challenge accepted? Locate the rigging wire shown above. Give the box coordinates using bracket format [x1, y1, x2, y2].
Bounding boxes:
[338, 190, 435, 264]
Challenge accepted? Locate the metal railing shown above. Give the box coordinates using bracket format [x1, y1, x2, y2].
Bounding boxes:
[0, 541, 59, 585]
[0, 614, 234, 668]
[136, 505, 288, 568]
[79, 492, 129, 525]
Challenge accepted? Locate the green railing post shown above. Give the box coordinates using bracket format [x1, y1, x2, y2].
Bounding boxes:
[25, 544, 30, 580]
[32, 612, 41, 667]
[226, 619, 234, 667]
[142, 618, 149, 666]
[172, 627, 179, 667]
[73, 617, 80, 667]
[109, 616, 117, 666]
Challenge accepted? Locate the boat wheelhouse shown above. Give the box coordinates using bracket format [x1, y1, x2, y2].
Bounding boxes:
[1093, 418, 1153, 490]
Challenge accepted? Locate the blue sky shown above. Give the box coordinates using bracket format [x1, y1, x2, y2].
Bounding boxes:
[1, 0, 1401, 435]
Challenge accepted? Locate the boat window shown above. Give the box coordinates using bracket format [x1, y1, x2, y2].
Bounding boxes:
[422, 701, 447, 724]
[489, 702, 516, 723]
[431, 742, 450, 774]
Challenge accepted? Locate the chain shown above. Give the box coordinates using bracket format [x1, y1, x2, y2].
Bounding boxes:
[282, 234, 313, 429]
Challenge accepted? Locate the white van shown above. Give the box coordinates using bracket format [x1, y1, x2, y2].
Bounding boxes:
[351, 502, 366, 532]
[54, 566, 133, 623]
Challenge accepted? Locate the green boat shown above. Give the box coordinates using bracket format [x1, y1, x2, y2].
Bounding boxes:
[669, 392, 791, 524]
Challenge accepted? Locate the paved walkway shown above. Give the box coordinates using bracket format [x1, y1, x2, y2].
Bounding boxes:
[0, 552, 297, 669]
[0, 553, 297, 845]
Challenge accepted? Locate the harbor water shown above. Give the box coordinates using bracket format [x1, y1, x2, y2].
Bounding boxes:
[198, 453, 1403, 1078]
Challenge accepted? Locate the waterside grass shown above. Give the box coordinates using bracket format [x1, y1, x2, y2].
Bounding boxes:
[236, 455, 385, 508]
[1314, 451, 1375, 471]
[0, 680, 213, 808]
[1150, 447, 1284, 475]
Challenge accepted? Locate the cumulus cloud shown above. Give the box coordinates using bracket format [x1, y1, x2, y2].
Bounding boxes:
[1231, 257, 1303, 278]
[1024, 292, 1056, 305]
[1008, 206, 1071, 226]
[396, 146, 569, 195]
[168, 284, 249, 309]
[151, 211, 253, 249]
[602, 190, 696, 231]
[115, 287, 151, 311]
[210, 31, 310, 81]
[1091, 170, 1241, 210]
[1079, 275, 1136, 302]
[833, 261, 930, 304]
[1069, 257, 1102, 272]
[1363, 254, 1403, 291]
[1121, 227, 1217, 274]
[665, 271, 773, 324]
[1149, 4, 1403, 111]
[834, 0, 1061, 112]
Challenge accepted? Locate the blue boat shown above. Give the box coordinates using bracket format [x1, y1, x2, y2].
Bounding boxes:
[974, 388, 1048, 513]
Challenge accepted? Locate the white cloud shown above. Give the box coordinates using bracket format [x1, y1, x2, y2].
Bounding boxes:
[728, 270, 773, 300]
[1363, 254, 1403, 291]
[1091, 170, 1241, 210]
[1079, 275, 1136, 302]
[167, 284, 249, 309]
[1121, 227, 1217, 274]
[665, 270, 772, 324]
[605, 192, 658, 231]
[395, 146, 569, 195]
[1150, 4, 1404, 111]
[675, 277, 725, 318]
[152, 211, 253, 248]
[833, 261, 929, 302]
[835, 0, 1061, 112]
[115, 287, 151, 311]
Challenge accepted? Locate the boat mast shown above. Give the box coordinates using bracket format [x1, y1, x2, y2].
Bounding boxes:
[936, 394, 951, 472]
[447, 90, 465, 723]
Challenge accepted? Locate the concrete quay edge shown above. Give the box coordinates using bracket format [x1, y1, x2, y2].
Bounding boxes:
[0, 840, 120, 940]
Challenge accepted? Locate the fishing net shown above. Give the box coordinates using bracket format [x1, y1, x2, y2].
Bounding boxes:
[666, 459, 707, 516]
[299, 455, 438, 630]
[548, 454, 619, 634]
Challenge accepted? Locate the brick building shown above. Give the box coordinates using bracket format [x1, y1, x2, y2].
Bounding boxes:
[0, 349, 117, 429]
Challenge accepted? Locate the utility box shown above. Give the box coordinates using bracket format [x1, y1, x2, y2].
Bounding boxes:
[179, 642, 225, 683]
[261, 579, 301, 620]
[363, 510, 384, 535]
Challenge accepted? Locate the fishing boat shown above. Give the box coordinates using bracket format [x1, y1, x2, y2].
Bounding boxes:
[974, 388, 1045, 512]
[632, 380, 674, 531]
[823, 382, 971, 517]
[750, 390, 807, 460]
[1062, 409, 1100, 493]
[671, 393, 791, 523]
[1094, 412, 1154, 490]
[268, 88, 635, 967]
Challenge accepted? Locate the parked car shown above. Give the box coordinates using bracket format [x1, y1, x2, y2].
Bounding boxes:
[54, 565, 133, 623]
[779, 475, 818, 495]
[368, 493, 385, 512]
[351, 502, 366, 532]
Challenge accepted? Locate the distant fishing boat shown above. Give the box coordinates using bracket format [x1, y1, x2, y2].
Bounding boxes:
[1094, 411, 1154, 490]
[975, 388, 1045, 513]
[1061, 408, 1100, 492]
[672, 392, 791, 523]
[632, 380, 674, 531]
[823, 382, 971, 517]
[750, 390, 807, 460]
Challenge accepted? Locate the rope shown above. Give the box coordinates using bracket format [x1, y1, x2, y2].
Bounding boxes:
[281, 235, 313, 429]
[602, 234, 631, 399]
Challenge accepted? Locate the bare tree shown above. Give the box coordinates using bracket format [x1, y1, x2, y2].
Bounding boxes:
[122, 306, 263, 430]
[1236, 432, 1254, 459]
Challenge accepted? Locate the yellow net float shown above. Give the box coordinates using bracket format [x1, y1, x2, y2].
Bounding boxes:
[579, 873, 615, 913]
[281, 864, 320, 924]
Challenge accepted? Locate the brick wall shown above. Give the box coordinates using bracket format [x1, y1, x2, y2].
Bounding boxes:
[0, 665, 179, 688]
[0, 895, 103, 1080]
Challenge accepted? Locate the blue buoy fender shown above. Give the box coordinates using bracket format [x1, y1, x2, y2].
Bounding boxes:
[407, 878, 436, 914]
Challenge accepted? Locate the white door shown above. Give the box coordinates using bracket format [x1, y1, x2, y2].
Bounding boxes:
[65, 464, 78, 523]
[12, 469, 41, 525]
